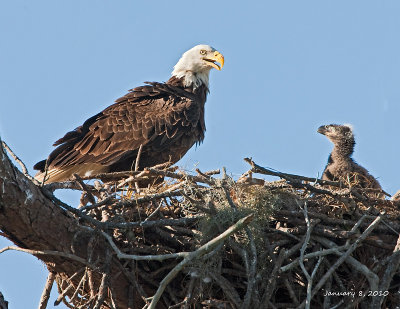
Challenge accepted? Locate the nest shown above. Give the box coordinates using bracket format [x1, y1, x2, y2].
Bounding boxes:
[38, 158, 400, 309]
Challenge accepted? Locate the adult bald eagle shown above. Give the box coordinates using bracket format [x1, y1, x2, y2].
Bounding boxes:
[34, 44, 224, 183]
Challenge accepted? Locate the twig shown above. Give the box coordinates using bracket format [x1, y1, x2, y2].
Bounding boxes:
[284, 278, 300, 305]
[145, 167, 215, 185]
[241, 228, 258, 309]
[244, 157, 342, 187]
[68, 270, 87, 304]
[38, 272, 55, 309]
[134, 144, 143, 192]
[0, 246, 96, 269]
[146, 214, 254, 309]
[1, 140, 40, 185]
[102, 231, 189, 261]
[208, 272, 242, 307]
[72, 174, 96, 205]
[261, 249, 286, 306]
[93, 249, 112, 309]
[54, 269, 85, 306]
[80, 194, 117, 212]
[280, 244, 349, 272]
[108, 286, 118, 309]
[143, 200, 164, 222]
[298, 201, 319, 309]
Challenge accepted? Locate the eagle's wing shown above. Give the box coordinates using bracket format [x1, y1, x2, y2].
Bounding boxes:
[34, 83, 203, 178]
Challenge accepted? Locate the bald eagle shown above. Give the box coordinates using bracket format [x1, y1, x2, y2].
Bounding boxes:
[34, 44, 224, 183]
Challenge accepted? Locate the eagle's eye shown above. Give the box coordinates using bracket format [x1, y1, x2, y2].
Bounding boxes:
[200, 49, 207, 55]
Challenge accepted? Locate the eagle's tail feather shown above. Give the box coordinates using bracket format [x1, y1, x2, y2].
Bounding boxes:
[34, 164, 108, 184]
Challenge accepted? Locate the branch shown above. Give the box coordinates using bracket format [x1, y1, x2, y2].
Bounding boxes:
[102, 231, 189, 261]
[38, 272, 55, 309]
[0, 246, 96, 269]
[1, 140, 40, 185]
[244, 157, 342, 187]
[93, 249, 112, 309]
[298, 202, 320, 309]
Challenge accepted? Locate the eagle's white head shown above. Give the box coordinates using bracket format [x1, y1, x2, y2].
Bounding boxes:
[172, 44, 224, 89]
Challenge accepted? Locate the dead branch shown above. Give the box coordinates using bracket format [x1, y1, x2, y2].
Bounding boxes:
[38, 272, 55, 309]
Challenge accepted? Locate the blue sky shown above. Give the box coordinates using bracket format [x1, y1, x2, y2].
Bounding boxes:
[1, 1, 399, 307]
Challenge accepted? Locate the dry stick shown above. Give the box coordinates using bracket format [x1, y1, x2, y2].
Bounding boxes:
[38, 272, 55, 309]
[108, 286, 118, 309]
[182, 276, 197, 309]
[146, 167, 215, 185]
[208, 272, 242, 307]
[298, 201, 321, 309]
[44, 181, 97, 193]
[54, 269, 86, 306]
[296, 213, 384, 309]
[78, 162, 175, 181]
[1, 140, 40, 185]
[265, 226, 301, 241]
[93, 249, 112, 309]
[133, 144, 143, 193]
[284, 278, 300, 306]
[323, 272, 332, 309]
[102, 230, 189, 261]
[280, 244, 349, 273]
[72, 174, 96, 205]
[115, 260, 148, 303]
[146, 214, 254, 309]
[244, 157, 342, 187]
[261, 249, 287, 306]
[128, 283, 134, 309]
[80, 194, 117, 212]
[241, 229, 258, 309]
[0, 246, 96, 269]
[143, 200, 164, 222]
[370, 234, 400, 309]
[68, 270, 87, 305]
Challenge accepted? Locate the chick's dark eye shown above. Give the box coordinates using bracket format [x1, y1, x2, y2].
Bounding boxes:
[200, 50, 207, 55]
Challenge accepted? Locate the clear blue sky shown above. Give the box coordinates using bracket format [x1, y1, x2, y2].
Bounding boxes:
[1, 1, 399, 307]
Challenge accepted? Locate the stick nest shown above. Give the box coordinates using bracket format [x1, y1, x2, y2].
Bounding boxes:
[41, 159, 400, 309]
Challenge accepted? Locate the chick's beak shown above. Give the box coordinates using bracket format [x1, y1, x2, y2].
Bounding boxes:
[204, 51, 224, 70]
[317, 126, 327, 135]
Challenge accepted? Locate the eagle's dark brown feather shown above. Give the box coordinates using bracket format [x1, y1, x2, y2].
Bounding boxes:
[34, 77, 208, 180]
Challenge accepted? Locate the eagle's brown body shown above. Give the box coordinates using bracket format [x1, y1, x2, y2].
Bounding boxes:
[34, 44, 224, 183]
[34, 77, 208, 182]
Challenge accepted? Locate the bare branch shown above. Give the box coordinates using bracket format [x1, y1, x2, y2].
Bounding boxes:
[0, 246, 96, 269]
[1, 140, 39, 185]
[38, 272, 55, 309]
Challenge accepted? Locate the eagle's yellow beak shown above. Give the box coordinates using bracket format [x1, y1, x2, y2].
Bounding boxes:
[203, 51, 224, 71]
